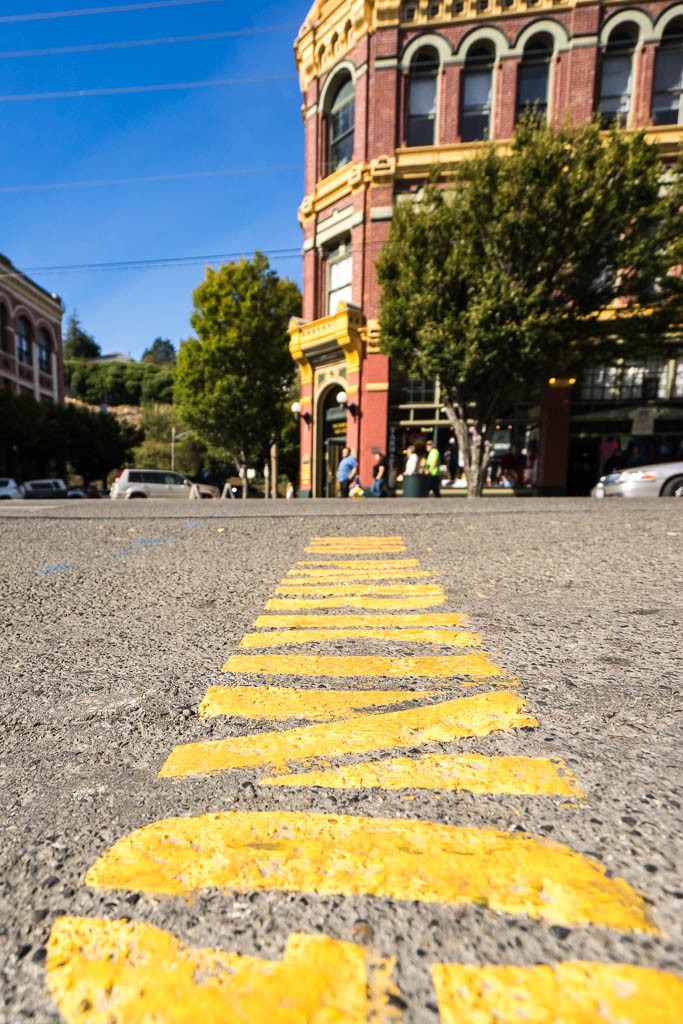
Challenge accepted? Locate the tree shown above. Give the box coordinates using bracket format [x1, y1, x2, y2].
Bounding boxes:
[174, 253, 301, 496]
[141, 337, 176, 366]
[63, 311, 101, 360]
[376, 118, 682, 496]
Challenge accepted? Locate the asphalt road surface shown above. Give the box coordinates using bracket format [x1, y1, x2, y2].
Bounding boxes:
[1, 497, 681, 1022]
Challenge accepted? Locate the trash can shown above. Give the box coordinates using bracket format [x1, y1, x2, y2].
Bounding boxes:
[402, 475, 429, 497]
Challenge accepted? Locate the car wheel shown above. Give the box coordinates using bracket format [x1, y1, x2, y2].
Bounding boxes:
[128, 493, 147, 499]
[661, 475, 683, 497]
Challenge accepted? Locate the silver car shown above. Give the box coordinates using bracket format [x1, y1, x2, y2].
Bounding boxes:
[110, 468, 217, 499]
[592, 459, 683, 498]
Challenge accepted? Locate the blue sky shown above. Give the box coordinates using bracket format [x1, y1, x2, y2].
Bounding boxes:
[1, 0, 311, 359]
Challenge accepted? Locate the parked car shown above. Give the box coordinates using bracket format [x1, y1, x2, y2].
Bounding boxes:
[22, 478, 68, 499]
[0, 477, 24, 499]
[592, 459, 683, 499]
[110, 469, 217, 499]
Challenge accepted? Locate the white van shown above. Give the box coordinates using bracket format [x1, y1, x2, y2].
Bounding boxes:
[110, 469, 216, 499]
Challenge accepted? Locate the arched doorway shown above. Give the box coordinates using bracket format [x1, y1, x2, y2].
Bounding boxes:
[318, 384, 347, 496]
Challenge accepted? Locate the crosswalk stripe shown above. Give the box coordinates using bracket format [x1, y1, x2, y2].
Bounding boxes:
[238, 627, 482, 648]
[253, 613, 468, 628]
[431, 961, 683, 1023]
[223, 652, 509, 680]
[265, 595, 448, 610]
[83, 810, 656, 932]
[275, 583, 445, 596]
[285, 569, 434, 580]
[260, 753, 583, 797]
[306, 543, 407, 554]
[159, 690, 535, 778]
[198, 684, 443, 721]
[296, 559, 420, 569]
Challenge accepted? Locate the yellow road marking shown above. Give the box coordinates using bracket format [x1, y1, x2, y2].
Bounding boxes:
[285, 569, 433, 580]
[223, 652, 508, 680]
[431, 961, 683, 1023]
[306, 544, 407, 554]
[311, 536, 405, 542]
[47, 917, 400, 1024]
[198, 685, 443, 721]
[265, 596, 448, 610]
[276, 583, 445, 596]
[159, 690, 536, 778]
[261, 753, 583, 797]
[254, 613, 468, 628]
[298, 559, 420, 569]
[84, 810, 656, 932]
[239, 628, 482, 649]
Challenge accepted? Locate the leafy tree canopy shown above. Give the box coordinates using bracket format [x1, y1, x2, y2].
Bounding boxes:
[63, 311, 101, 360]
[377, 118, 682, 495]
[64, 359, 174, 406]
[174, 253, 301, 473]
[141, 337, 176, 365]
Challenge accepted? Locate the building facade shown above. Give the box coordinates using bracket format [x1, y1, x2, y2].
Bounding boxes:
[0, 254, 65, 404]
[289, 0, 683, 496]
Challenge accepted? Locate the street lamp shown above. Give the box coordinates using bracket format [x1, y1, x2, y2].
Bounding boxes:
[171, 427, 191, 472]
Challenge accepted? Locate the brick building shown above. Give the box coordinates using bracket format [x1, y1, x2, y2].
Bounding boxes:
[288, 0, 683, 496]
[0, 253, 65, 404]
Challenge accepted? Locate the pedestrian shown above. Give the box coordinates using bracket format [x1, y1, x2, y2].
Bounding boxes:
[425, 439, 441, 497]
[403, 445, 419, 477]
[370, 452, 387, 497]
[336, 446, 358, 497]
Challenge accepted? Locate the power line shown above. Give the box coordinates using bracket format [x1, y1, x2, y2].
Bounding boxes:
[0, 164, 303, 193]
[12, 248, 303, 276]
[0, 73, 298, 103]
[0, 0, 225, 24]
[0, 25, 299, 61]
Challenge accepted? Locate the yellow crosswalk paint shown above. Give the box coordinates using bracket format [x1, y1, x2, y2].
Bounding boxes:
[198, 684, 442, 721]
[276, 582, 445, 596]
[261, 753, 583, 798]
[254, 613, 468, 628]
[47, 917, 400, 1024]
[265, 595, 447, 610]
[306, 543, 407, 554]
[431, 961, 683, 1023]
[159, 690, 536, 778]
[296, 559, 420, 569]
[285, 569, 433, 581]
[84, 810, 656, 932]
[223, 652, 508, 680]
[239, 628, 482, 649]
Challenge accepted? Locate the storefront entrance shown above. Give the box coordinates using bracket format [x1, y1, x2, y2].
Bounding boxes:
[319, 386, 347, 497]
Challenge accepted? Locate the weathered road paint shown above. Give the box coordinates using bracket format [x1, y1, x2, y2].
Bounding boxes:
[261, 753, 583, 798]
[306, 543, 407, 554]
[198, 684, 442, 722]
[159, 690, 536, 778]
[239, 628, 482, 649]
[223, 652, 507, 680]
[298, 559, 419, 569]
[84, 810, 656, 932]
[431, 961, 683, 1023]
[47, 917, 400, 1023]
[275, 583, 445, 596]
[285, 569, 433, 581]
[254, 613, 468, 628]
[265, 595, 447, 611]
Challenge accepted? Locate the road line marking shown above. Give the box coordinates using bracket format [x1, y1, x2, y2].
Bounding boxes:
[223, 652, 509, 681]
[84, 810, 656, 932]
[310, 536, 404, 544]
[265, 595, 448, 610]
[159, 691, 535, 778]
[297, 559, 420, 569]
[198, 685, 443, 721]
[275, 583, 445, 596]
[239, 628, 482, 648]
[306, 544, 407, 554]
[261, 753, 584, 797]
[431, 961, 683, 1023]
[47, 917, 401, 1024]
[285, 569, 434, 580]
[35, 562, 79, 575]
[254, 613, 469, 628]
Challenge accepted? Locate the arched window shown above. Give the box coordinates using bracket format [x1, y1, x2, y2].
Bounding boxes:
[516, 34, 553, 122]
[599, 26, 638, 127]
[37, 329, 52, 374]
[407, 48, 439, 146]
[15, 317, 32, 366]
[327, 74, 355, 174]
[652, 20, 683, 125]
[0, 304, 7, 352]
[461, 43, 495, 142]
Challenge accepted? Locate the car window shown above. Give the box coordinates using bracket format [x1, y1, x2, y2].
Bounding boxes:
[163, 473, 183, 485]
[0, 479, 8, 487]
[142, 471, 163, 484]
[128, 470, 143, 483]
[171, 473, 186, 485]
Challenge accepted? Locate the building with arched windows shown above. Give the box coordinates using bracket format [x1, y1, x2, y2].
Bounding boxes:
[289, 0, 683, 496]
[0, 253, 64, 404]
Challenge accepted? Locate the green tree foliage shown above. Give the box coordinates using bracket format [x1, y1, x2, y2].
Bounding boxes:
[131, 404, 208, 476]
[377, 118, 682, 496]
[63, 311, 101, 360]
[141, 337, 176, 366]
[174, 253, 301, 490]
[64, 360, 174, 405]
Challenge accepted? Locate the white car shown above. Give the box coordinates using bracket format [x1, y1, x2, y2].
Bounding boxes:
[0, 477, 23, 499]
[592, 459, 683, 498]
[110, 468, 217, 499]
